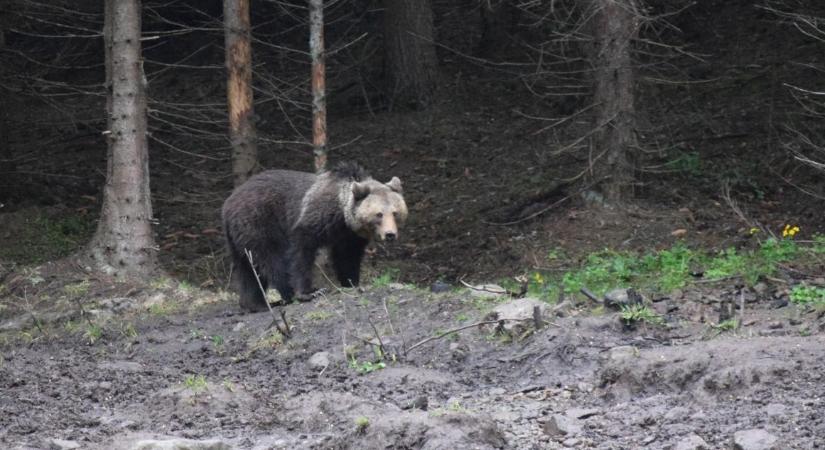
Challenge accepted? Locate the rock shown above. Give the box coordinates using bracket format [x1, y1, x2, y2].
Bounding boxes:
[604, 289, 628, 307]
[430, 281, 451, 293]
[607, 345, 639, 363]
[542, 414, 582, 437]
[485, 298, 548, 333]
[764, 403, 787, 418]
[552, 300, 574, 317]
[132, 438, 232, 450]
[308, 351, 330, 369]
[731, 429, 779, 450]
[468, 283, 508, 297]
[604, 288, 643, 309]
[673, 433, 708, 450]
[562, 438, 580, 447]
[664, 406, 690, 422]
[49, 439, 81, 450]
[565, 408, 600, 419]
[232, 322, 246, 332]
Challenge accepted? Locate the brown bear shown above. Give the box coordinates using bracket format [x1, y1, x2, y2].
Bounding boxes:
[222, 162, 408, 311]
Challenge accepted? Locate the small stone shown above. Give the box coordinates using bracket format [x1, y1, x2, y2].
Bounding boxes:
[767, 321, 783, 329]
[132, 438, 232, 450]
[764, 403, 787, 418]
[731, 429, 779, 450]
[308, 352, 330, 369]
[49, 439, 81, 450]
[607, 345, 638, 363]
[430, 281, 451, 293]
[232, 322, 246, 332]
[489, 387, 506, 396]
[673, 433, 708, 450]
[562, 438, 580, 447]
[664, 406, 690, 422]
[753, 282, 768, 295]
[576, 382, 594, 393]
[542, 414, 582, 437]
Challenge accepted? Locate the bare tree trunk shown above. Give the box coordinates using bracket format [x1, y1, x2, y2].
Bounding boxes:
[309, 0, 327, 172]
[224, 0, 258, 186]
[384, 0, 439, 108]
[587, 0, 640, 203]
[89, 0, 157, 278]
[0, 28, 12, 204]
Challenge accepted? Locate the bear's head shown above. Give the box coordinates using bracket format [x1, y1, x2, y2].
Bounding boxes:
[350, 177, 408, 242]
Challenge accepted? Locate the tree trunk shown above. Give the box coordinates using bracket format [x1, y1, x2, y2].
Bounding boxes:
[224, 0, 258, 186]
[384, 0, 439, 108]
[89, 0, 157, 278]
[0, 28, 13, 204]
[309, 0, 327, 172]
[587, 0, 640, 203]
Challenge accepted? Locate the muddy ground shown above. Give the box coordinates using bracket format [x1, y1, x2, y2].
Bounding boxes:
[2, 270, 824, 449]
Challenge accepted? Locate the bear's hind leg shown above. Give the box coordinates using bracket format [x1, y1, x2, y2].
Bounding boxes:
[235, 257, 270, 312]
[268, 255, 295, 303]
[331, 237, 368, 287]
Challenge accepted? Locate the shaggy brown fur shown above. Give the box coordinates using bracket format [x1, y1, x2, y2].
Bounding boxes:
[222, 162, 407, 311]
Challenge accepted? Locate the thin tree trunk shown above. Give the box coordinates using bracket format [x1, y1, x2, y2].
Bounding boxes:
[309, 0, 327, 172]
[0, 28, 12, 203]
[89, 0, 157, 278]
[587, 0, 640, 203]
[384, 0, 439, 108]
[224, 0, 258, 186]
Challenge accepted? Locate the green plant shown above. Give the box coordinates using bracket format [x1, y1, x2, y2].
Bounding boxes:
[148, 301, 178, 316]
[84, 324, 103, 344]
[150, 277, 173, 290]
[211, 335, 225, 347]
[63, 280, 90, 298]
[372, 268, 400, 288]
[222, 379, 236, 392]
[183, 374, 208, 392]
[120, 322, 138, 339]
[354, 416, 370, 433]
[177, 281, 194, 294]
[790, 284, 825, 305]
[305, 310, 333, 321]
[714, 319, 739, 331]
[349, 357, 386, 374]
[664, 150, 702, 175]
[619, 304, 664, 326]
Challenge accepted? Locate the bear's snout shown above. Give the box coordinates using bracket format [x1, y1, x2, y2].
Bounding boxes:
[384, 231, 397, 241]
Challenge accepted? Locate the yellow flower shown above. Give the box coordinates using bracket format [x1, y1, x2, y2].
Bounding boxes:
[782, 224, 800, 238]
[749, 227, 760, 235]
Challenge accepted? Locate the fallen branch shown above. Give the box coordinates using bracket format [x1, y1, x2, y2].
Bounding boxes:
[244, 248, 291, 339]
[406, 317, 558, 354]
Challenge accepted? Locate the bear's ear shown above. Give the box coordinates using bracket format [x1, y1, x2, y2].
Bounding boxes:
[386, 177, 402, 193]
[352, 181, 371, 201]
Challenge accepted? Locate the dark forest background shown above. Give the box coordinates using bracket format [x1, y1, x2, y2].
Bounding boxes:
[2, 0, 825, 286]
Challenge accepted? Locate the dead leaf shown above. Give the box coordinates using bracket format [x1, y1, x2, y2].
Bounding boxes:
[671, 229, 688, 237]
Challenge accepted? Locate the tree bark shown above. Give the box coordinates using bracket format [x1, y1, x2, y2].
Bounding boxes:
[0, 28, 13, 204]
[384, 0, 439, 108]
[309, 0, 327, 172]
[587, 0, 640, 203]
[224, 0, 258, 186]
[89, 0, 157, 278]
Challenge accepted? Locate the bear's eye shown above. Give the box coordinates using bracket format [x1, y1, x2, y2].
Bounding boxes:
[376, 212, 383, 219]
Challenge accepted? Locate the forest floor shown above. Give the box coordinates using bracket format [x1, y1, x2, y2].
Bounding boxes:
[1, 267, 824, 449]
[3, 2, 825, 448]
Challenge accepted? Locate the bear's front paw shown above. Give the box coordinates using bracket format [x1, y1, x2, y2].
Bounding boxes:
[295, 288, 327, 303]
